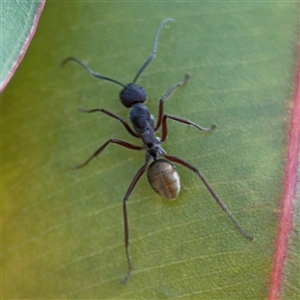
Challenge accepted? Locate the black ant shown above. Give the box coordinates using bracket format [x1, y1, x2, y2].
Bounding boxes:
[61, 18, 254, 283]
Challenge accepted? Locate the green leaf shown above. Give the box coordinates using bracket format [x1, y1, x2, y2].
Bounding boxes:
[3, 2, 299, 299]
[0, 0, 45, 91]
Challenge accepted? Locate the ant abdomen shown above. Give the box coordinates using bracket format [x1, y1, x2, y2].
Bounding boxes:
[147, 159, 180, 199]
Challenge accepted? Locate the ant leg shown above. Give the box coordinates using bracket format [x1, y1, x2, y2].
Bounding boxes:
[155, 74, 190, 131]
[161, 114, 216, 142]
[77, 108, 139, 138]
[73, 139, 142, 169]
[121, 163, 148, 284]
[165, 155, 254, 241]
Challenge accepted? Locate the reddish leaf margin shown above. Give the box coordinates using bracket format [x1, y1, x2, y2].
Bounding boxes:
[0, 1, 46, 93]
[268, 45, 300, 299]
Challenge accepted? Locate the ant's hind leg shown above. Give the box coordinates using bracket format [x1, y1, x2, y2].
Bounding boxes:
[121, 163, 148, 284]
[165, 154, 254, 241]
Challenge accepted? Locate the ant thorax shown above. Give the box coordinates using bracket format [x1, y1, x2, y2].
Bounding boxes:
[129, 103, 155, 135]
[129, 103, 164, 159]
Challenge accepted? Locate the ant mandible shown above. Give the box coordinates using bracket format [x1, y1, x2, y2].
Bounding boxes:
[61, 18, 254, 284]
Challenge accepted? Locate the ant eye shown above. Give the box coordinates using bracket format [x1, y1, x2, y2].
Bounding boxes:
[120, 84, 146, 108]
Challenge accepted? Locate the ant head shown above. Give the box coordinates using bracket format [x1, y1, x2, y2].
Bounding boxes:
[120, 83, 146, 108]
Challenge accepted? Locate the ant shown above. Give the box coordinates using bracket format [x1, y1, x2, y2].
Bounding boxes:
[61, 18, 254, 283]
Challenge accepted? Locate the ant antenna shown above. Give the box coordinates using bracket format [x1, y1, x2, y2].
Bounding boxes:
[132, 18, 173, 83]
[60, 56, 126, 88]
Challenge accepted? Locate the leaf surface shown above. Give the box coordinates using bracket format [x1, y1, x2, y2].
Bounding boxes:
[2, 2, 299, 299]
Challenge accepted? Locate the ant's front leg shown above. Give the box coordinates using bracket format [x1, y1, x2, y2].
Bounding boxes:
[155, 74, 190, 131]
